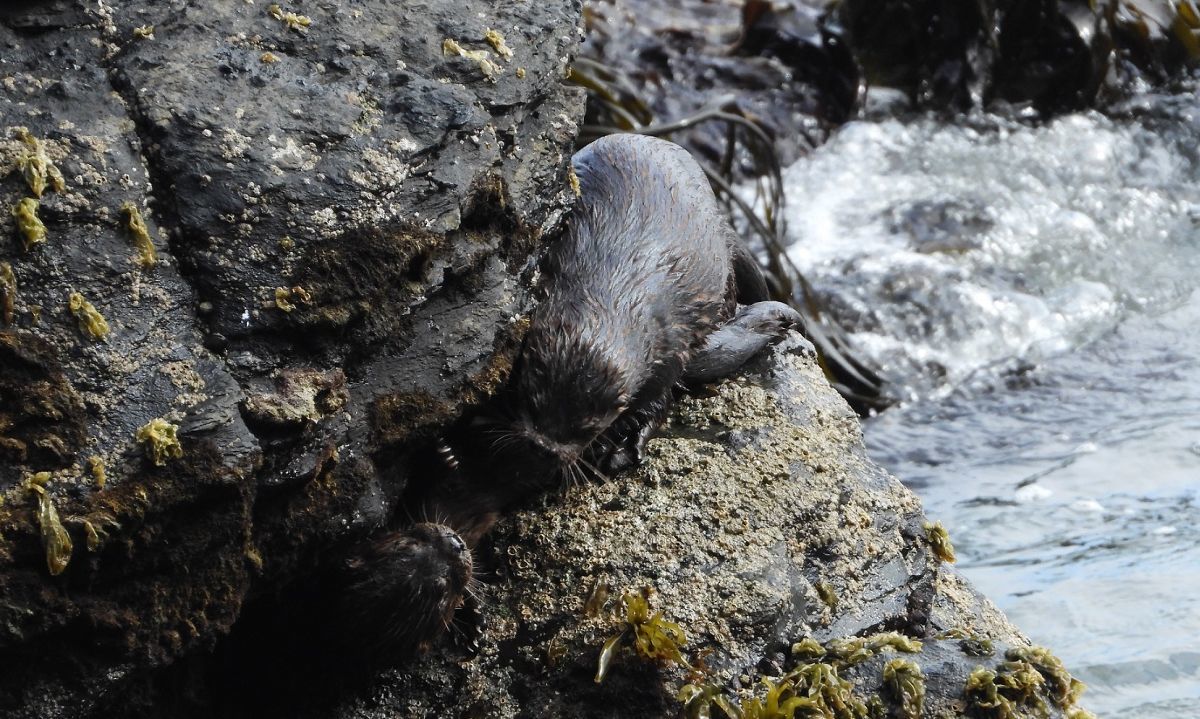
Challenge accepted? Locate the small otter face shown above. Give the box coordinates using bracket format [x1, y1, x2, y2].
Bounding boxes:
[340, 522, 473, 657]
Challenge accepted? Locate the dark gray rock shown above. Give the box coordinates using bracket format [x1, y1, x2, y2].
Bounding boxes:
[0, 0, 584, 715]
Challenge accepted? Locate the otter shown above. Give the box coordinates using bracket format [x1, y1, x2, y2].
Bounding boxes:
[349, 133, 799, 664]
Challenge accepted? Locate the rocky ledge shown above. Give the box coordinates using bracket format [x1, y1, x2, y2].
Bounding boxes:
[323, 337, 1094, 719]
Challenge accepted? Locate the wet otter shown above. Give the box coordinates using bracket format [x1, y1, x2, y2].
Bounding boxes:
[351, 133, 796, 662]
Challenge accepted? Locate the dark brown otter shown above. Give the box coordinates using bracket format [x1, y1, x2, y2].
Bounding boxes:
[467, 133, 774, 486]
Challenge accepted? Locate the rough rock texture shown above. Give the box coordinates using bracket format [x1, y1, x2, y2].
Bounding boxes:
[322, 338, 1091, 718]
[0, 0, 583, 714]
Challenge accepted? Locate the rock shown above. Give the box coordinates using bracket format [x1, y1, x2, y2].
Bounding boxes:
[0, 0, 583, 715]
[317, 337, 1095, 718]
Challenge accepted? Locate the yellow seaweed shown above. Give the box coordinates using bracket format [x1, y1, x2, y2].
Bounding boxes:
[119, 202, 157, 267]
[68, 292, 110, 340]
[12, 198, 47, 250]
[27, 475, 73, 576]
[135, 417, 183, 466]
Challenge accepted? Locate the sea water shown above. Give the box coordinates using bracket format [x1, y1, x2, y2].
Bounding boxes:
[778, 97, 1200, 717]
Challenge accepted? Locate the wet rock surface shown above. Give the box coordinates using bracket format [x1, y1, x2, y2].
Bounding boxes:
[321, 338, 1091, 719]
[0, 0, 582, 715]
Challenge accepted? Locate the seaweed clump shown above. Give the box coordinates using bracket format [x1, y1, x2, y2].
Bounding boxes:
[882, 659, 924, 719]
[268, 4, 311, 33]
[443, 38, 502, 81]
[67, 292, 110, 340]
[924, 520, 956, 563]
[12, 198, 47, 250]
[824, 631, 924, 667]
[964, 645, 1095, 719]
[119, 202, 157, 267]
[27, 472, 73, 576]
[1, 261, 15, 325]
[595, 589, 691, 683]
[15, 128, 65, 198]
[135, 418, 183, 466]
[484, 28, 514, 60]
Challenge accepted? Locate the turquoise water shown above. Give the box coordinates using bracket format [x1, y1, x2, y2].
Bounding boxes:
[778, 101, 1200, 717]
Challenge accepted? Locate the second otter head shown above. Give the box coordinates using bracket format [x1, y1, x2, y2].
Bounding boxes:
[337, 522, 473, 659]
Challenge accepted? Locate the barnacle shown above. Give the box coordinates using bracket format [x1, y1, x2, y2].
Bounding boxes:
[132, 24, 154, 39]
[268, 4, 311, 33]
[595, 590, 691, 683]
[12, 198, 47, 250]
[923, 520, 956, 563]
[882, 659, 924, 719]
[135, 417, 183, 466]
[261, 51, 280, 64]
[120, 202, 157, 267]
[15, 128, 65, 198]
[68, 292, 110, 340]
[442, 38, 501, 81]
[0, 261, 15, 325]
[27, 473, 72, 576]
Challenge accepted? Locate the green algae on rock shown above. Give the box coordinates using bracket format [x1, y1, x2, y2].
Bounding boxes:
[267, 4, 310, 33]
[135, 418, 183, 466]
[964, 645, 1095, 719]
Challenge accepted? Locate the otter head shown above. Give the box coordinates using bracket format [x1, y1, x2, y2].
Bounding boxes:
[507, 321, 632, 469]
[338, 523, 473, 658]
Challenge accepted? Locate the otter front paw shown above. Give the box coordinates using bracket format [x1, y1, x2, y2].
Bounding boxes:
[683, 301, 802, 385]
